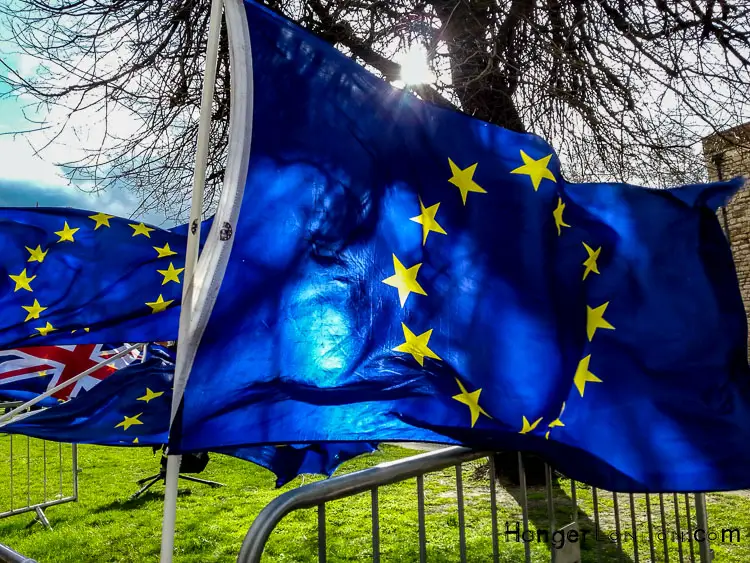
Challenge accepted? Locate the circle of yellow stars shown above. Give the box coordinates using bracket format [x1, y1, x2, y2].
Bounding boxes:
[511, 151, 615, 441]
[379, 156, 495, 428]
[380, 147, 614, 438]
[7, 212, 184, 338]
[7, 212, 177, 444]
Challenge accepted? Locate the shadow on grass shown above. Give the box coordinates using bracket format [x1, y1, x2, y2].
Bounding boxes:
[492, 452, 634, 563]
[92, 488, 194, 514]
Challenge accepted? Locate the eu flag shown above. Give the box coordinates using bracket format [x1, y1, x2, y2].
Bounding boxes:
[0, 209, 211, 347]
[171, 0, 750, 492]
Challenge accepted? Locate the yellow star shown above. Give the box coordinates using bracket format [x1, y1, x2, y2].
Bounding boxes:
[25, 245, 48, 263]
[448, 158, 487, 205]
[37, 370, 48, 377]
[145, 294, 174, 314]
[393, 323, 441, 367]
[115, 413, 144, 431]
[587, 302, 615, 341]
[548, 402, 566, 428]
[88, 212, 114, 230]
[21, 299, 47, 322]
[157, 262, 184, 285]
[546, 402, 566, 439]
[9, 268, 36, 292]
[35, 322, 56, 336]
[133, 437, 139, 444]
[519, 415, 543, 434]
[553, 197, 570, 235]
[153, 242, 178, 258]
[137, 388, 165, 403]
[55, 221, 79, 243]
[382, 254, 427, 307]
[510, 150, 557, 191]
[582, 242, 601, 280]
[410, 197, 447, 245]
[574, 355, 602, 397]
[452, 378, 491, 428]
[129, 223, 155, 238]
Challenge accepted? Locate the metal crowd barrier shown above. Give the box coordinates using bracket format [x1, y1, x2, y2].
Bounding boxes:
[238, 447, 715, 563]
[0, 542, 37, 563]
[0, 403, 78, 529]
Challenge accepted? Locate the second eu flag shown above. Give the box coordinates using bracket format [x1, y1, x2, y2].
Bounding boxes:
[0, 211, 214, 347]
[171, 0, 750, 492]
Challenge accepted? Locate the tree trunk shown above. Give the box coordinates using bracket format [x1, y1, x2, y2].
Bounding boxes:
[430, 0, 530, 132]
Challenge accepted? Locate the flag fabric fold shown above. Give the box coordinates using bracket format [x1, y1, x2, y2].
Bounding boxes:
[170, 0, 750, 492]
[217, 442, 378, 488]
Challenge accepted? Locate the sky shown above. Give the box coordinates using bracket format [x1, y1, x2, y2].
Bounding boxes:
[0, 12, 447, 231]
[0, 39, 430, 230]
[0, 45, 178, 228]
[0, 10, 739, 218]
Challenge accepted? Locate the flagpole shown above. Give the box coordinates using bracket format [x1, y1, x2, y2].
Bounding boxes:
[0, 343, 144, 427]
[159, 0, 225, 561]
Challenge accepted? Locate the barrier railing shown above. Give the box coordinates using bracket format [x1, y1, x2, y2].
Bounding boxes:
[0, 402, 78, 529]
[238, 447, 714, 563]
[0, 541, 37, 563]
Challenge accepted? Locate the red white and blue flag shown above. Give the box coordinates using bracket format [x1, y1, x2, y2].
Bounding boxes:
[0, 343, 141, 402]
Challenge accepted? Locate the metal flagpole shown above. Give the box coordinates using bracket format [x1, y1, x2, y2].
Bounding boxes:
[0, 343, 144, 427]
[159, 0, 225, 561]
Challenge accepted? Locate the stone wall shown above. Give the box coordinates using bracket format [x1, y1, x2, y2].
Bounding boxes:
[702, 124, 750, 353]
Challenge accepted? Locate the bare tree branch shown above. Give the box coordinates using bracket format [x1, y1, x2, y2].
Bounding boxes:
[0, 0, 748, 221]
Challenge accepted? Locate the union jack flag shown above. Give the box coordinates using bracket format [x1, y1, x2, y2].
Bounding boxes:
[0, 343, 142, 402]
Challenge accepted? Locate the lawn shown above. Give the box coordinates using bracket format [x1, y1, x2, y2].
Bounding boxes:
[0, 438, 748, 562]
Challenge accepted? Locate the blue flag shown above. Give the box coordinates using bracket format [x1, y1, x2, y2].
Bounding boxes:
[3, 344, 376, 486]
[170, 0, 750, 493]
[0, 208, 191, 346]
[0, 210, 218, 348]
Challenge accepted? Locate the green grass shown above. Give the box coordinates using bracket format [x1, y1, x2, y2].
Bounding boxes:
[0, 439, 748, 562]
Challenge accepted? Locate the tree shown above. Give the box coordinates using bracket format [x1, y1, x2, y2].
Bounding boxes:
[1, 0, 749, 221]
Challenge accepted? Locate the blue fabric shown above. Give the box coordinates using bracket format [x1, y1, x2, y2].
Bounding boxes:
[0, 209, 189, 346]
[3, 344, 374, 486]
[171, 0, 750, 492]
[0, 389, 58, 407]
[0, 209, 216, 347]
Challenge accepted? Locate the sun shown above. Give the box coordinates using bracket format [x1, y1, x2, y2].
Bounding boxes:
[396, 45, 435, 86]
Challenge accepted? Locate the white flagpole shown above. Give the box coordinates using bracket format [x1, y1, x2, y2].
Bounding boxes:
[0, 342, 144, 427]
[159, 0, 225, 560]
